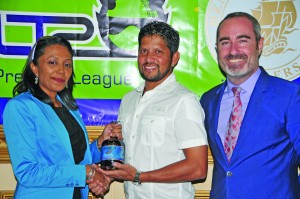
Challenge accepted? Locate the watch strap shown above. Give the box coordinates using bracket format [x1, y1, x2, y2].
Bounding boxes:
[133, 170, 142, 185]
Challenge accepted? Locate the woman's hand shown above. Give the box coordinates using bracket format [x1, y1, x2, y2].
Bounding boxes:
[86, 164, 111, 196]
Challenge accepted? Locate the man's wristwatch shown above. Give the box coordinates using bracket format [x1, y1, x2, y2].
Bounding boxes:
[133, 170, 142, 185]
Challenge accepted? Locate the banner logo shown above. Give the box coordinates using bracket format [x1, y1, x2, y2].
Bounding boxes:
[0, 0, 169, 58]
[205, 0, 300, 81]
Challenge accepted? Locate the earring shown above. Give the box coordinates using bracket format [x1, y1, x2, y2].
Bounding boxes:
[35, 76, 39, 84]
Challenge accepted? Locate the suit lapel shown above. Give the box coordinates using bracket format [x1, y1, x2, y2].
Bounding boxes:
[230, 68, 269, 163]
[211, 83, 229, 163]
[37, 99, 75, 162]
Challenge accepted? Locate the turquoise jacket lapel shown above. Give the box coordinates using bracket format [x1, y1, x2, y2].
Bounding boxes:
[36, 98, 75, 162]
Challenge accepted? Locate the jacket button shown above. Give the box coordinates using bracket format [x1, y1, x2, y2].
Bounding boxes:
[227, 171, 232, 177]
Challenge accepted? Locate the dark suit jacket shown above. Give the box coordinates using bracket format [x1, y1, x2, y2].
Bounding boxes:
[200, 67, 300, 199]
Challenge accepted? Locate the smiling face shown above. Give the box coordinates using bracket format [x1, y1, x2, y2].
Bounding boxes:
[216, 16, 264, 85]
[30, 44, 73, 101]
[138, 35, 180, 91]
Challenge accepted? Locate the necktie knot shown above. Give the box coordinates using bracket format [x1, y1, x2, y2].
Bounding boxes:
[232, 87, 242, 97]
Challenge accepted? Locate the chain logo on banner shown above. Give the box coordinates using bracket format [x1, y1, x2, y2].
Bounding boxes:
[205, 0, 300, 81]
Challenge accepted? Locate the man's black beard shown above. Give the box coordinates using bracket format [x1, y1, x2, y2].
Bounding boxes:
[140, 65, 173, 82]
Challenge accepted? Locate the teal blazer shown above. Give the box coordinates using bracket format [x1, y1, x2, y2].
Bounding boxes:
[3, 92, 101, 199]
[200, 67, 300, 199]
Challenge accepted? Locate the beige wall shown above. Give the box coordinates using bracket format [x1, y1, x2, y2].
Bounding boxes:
[0, 164, 16, 190]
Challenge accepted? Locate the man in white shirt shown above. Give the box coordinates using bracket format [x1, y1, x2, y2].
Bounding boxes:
[101, 21, 208, 199]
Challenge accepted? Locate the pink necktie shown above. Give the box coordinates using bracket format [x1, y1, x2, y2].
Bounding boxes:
[224, 87, 242, 162]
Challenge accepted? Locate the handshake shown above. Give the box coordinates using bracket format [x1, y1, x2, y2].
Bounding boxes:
[85, 164, 111, 197]
[85, 121, 138, 197]
[85, 162, 139, 197]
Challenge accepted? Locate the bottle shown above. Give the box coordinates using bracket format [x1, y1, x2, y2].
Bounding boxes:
[100, 136, 125, 170]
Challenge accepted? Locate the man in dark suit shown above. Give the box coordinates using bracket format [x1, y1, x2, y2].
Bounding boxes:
[200, 12, 300, 199]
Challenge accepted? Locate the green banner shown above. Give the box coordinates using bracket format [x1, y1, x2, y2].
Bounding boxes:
[2, 0, 300, 125]
[0, 0, 223, 101]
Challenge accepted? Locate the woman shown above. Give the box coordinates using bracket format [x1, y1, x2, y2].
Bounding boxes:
[3, 36, 118, 199]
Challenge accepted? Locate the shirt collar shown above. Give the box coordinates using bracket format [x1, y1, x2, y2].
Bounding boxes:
[225, 67, 261, 95]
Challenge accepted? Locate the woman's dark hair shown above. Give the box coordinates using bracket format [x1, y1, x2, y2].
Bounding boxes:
[13, 35, 78, 110]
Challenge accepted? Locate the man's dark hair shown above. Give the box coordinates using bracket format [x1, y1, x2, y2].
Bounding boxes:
[138, 21, 180, 57]
[216, 12, 261, 44]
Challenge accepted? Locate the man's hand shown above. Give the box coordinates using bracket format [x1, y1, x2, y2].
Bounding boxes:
[97, 122, 123, 147]
[98, 162, 137, 182]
